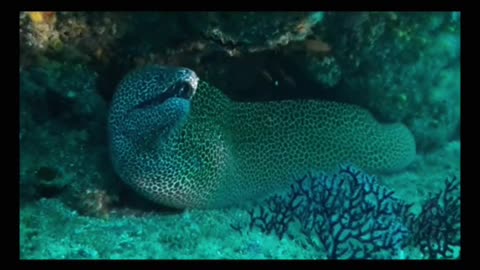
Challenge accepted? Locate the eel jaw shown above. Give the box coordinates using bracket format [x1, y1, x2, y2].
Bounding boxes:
[175, 67, 198, 100]
[174, 79, 197, 100]
[169, 71, 198, 102]
[132, 76, 199, 111]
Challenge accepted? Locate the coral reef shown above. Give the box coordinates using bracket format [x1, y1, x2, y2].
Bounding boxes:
[19, 60, 117, 212]
[321, 12, 460, 152]
[20, 12, 127, 68]
[202, 12, 325, 52]
[21, 12, 461, 153]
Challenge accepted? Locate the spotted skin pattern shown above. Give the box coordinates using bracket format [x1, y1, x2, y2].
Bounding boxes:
[108, 65, 416, 209]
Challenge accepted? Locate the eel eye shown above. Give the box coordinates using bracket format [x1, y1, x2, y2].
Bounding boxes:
[177, 82, 194, 99]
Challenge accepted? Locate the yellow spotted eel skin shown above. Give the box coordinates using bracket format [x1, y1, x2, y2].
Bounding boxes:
[108, 65, 416, 209]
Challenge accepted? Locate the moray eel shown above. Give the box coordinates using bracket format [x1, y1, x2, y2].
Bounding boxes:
[108, 65, 416, 209]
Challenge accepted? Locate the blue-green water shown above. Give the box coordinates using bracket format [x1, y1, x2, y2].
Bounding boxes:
[19, 11, 460, 259]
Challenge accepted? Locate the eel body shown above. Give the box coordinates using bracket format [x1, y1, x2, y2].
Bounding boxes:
[108, 65, 416, 209]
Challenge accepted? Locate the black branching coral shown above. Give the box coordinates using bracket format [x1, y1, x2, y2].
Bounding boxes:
[246, 165, 410, 259]
[408, 176, 460, 259]
[242, 165, 461, 259]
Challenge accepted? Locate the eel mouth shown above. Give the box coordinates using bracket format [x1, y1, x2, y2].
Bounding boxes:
[133, 80, 198, 111]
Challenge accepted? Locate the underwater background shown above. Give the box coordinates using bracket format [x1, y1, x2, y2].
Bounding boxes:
[19, 11, 460, 259]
